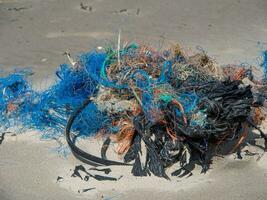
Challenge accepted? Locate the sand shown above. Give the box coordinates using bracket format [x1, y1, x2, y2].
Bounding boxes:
[0, 0, 267, 199]
[1, 130, 266, 200]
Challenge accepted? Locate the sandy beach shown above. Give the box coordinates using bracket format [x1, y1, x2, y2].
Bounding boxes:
[0, 0, 267, 199]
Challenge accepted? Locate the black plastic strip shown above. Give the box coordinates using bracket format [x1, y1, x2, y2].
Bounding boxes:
[65, 98, 132, 166]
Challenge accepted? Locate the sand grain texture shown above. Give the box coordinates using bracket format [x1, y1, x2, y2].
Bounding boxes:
[0, 0, 267, 199]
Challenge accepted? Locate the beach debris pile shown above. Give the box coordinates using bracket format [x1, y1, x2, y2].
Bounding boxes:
[0, 42, 266, 178]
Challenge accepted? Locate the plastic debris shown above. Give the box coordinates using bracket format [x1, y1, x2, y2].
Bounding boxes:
[0, 132, 6, 145]
[0, 42, 267, 178]
[56, 176, 64, 182]
[71, 165, 117, 181]
[78, 188, 96, 193]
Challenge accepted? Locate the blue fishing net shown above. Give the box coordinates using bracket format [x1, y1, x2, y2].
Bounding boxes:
[0, 52, 109, 139]
[263, 50, 267, 80]
[0, 44, 264, 142]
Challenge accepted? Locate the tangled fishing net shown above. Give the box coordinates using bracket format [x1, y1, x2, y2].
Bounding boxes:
[1, 43, 267, 178]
